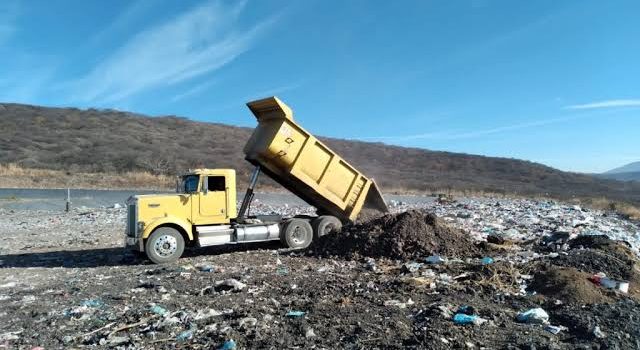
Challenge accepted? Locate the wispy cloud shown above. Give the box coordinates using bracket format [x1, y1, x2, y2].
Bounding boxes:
[88, 0, 154, 46]
[242, 82, 303, 101]
[170, 80, 218, 103]
[564, 99, 640, 110]
[358, 109, 619, 142]
[0, 2, 20, 46]
[71, 0, 278, 104]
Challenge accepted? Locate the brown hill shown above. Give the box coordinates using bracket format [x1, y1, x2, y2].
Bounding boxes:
[1, 102, 639, 204]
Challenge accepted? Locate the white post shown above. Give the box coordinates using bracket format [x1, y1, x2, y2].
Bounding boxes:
[65, 188, 71, 212]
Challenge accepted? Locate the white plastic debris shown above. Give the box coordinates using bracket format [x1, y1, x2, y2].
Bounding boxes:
[516, 308, 549, 324]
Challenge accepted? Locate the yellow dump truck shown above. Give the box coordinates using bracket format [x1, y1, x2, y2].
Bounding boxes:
[125, 97, 387, 263]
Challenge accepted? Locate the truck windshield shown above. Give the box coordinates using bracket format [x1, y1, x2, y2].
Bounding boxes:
[179, 175, 199, 193]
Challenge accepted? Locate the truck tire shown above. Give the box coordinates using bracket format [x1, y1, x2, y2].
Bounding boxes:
[311, 215, 342, 238]
[145, 227, 185, 264]
[281, 219, 313, 249]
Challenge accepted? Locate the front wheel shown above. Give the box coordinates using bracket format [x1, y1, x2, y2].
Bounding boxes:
[281, 219, 313, 249]
[145, 227, 185, 264]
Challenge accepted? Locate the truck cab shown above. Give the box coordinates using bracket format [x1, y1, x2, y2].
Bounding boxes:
[177, 169, 237, 226]
[125, 168, 319, 263]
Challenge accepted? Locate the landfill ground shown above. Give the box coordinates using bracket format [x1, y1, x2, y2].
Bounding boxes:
[1, 195, 640, 349]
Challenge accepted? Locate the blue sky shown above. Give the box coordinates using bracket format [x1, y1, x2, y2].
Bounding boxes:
[1, 0, 639, 173]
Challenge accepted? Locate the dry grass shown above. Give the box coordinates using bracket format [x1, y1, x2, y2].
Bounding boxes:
[0, 163, 174, 190]
[579, 196, 640, 220]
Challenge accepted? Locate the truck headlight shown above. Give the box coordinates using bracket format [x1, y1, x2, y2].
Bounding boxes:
[137, 221, 145, 232]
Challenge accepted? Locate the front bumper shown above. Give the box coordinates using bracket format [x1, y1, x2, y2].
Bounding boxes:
[124, 197, 144, 252]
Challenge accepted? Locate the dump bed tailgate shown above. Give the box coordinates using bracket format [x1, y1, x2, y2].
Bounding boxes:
[243, 97, 387, 222]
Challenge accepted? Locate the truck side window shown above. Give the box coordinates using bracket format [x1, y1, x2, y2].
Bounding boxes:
[183, 175, 199, 193]
[208, 176, 226, 192]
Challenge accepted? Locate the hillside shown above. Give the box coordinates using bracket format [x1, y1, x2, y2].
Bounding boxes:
[606, 161, 640, 174]
[1, 102, 640, 204]
[598, 161, 640, 182]
[597, 171, 640, 182]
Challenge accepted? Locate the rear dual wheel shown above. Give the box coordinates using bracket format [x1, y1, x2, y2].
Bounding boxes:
[281, 216, 342, 249]
[281, 219, 313, 249]
[311, 215, 342, 238]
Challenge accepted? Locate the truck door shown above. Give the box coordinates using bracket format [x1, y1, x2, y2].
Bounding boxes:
[196, 176, 228, 224]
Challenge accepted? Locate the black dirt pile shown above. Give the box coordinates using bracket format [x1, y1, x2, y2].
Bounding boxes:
[552, 249, 635, 281]
[528, 266, 614, 305]
[310, 210, 481, 260]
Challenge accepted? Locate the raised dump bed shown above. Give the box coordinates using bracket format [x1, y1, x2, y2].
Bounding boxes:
[244, 97, 388, 222]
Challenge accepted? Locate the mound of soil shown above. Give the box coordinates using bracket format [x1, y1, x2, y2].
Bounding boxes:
[551, 236, 640, 297]
[569, 235, 636, 263]
[528, 266, 612, 305]
[311, 210, 480, 260]
[553, 249, 636, 280]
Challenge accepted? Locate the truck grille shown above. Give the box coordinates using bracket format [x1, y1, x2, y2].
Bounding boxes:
[127, 204, 137, 237]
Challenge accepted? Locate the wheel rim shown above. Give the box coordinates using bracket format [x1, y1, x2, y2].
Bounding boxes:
[154, 234, 178, 257]
[290, 225, 306, 245]
[323, 223, 335, 235]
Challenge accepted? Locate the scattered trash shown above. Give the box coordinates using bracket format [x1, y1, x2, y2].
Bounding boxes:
[176, 330, 194, 342]
[516, 308, 549, 324]
[0, 331, 22, 342]
[480, 257, 494, 265]
[106, 336, 129, 346]
[619, 281, 630, 293]
[305, 328, 316, 338]
[545, 325, 567, 334]
[276, 266, 289, 275]
[286, 310, 306, 318]
[425, 255, 446, 264]
[219, 339, 237, 350]
[239, 317, 258, 328]
[194, 308, 224, 320]
[81, 299, 104, 308]
[593, 325, 607, 339]
[197, 264, 218, 272]
[1, 196, 639, 349]
[588, 273, 629, 293]
[150, 305, 168, 316]
[402, 261, 423, 273]
[436, 304, 455, 318]
[0, 282, 17, 288]
[364, 257, 378, 272]
[453, 313, 487, 325]
[213, 279, 246, 292]
[384, 299, 415, 309]
[456, 305, 475, 315]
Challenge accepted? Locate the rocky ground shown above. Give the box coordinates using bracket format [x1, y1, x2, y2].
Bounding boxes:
[1, 196, 640, 349]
